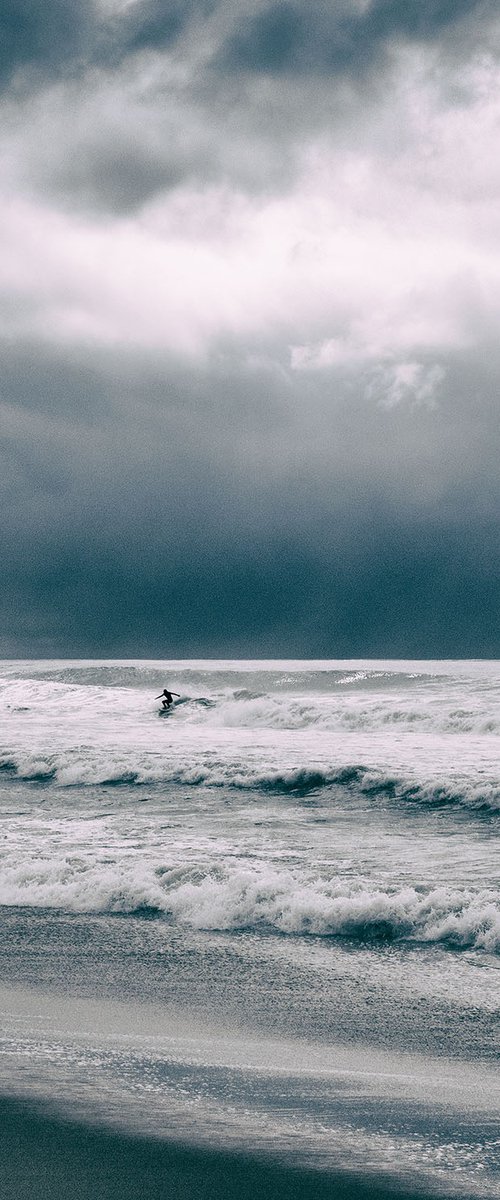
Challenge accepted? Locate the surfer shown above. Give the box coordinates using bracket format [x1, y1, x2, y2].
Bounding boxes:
[155, 688, 180, 709]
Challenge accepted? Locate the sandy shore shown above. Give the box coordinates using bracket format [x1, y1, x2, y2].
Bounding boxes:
[0, 1095, 438, 1200]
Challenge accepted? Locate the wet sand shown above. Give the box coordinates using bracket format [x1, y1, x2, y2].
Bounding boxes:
[0, 1095, 438, 1200]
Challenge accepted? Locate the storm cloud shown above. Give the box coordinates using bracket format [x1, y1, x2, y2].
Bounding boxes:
[219, 0, 493, 76]
[1, 1, 500, 655]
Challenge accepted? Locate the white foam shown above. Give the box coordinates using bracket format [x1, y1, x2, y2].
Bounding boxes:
[0, 852, 498, 952]
[3, 664, 500, 738]
[2, 746, 500, 812]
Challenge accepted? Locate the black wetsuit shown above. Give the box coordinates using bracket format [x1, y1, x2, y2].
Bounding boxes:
[156, 689, 179, 708]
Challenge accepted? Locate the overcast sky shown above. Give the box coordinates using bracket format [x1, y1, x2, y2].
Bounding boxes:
[1, 0, 499, 656]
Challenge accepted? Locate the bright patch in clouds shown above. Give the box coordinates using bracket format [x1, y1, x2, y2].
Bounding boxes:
[2, 47, 500, 368]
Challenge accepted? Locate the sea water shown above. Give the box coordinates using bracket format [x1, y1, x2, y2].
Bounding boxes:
[0, 660, 499, 1197]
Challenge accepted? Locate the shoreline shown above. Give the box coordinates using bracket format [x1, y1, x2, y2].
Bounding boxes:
[0, 1094, 448, 1200]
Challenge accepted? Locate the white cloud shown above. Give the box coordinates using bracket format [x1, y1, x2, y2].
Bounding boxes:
[366, 361, 445, 409]
[1, 43, 500, 389]
[1, 162, 498, 368]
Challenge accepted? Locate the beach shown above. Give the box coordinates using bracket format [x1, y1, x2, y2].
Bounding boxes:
[0, 659, 499, 1198]
[2, 1091, 440, 1200]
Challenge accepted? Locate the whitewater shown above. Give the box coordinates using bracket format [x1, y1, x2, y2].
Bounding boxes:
[1, 659, 499, 1199]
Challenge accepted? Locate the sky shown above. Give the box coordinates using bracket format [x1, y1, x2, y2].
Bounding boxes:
[1, 0, 500, 657]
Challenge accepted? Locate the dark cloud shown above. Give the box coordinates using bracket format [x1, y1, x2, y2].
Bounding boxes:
[5, 73, 302, 216]
[0, 0, 212, 94]
[44, 133, 195, 216]
[108, 0, 215, 58]
[2, 488, 499, 658]
[219, 0, 494, 77]
[0, 1, 300, 214]
[1, 337, 500, 656]
[3, 0, 496, 218]
[3, 0, 494, 99]
[0, 0, 96, 88]
[110, 0, 187, 56]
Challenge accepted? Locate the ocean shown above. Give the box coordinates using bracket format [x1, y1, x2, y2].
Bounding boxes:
[0, 659, 498, 1199]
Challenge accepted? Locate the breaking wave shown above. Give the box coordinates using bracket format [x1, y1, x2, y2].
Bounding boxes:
[2, 664, 500, 734]
[188, 695, 500, 735]
[0, 855, 498, 954]
[1, 749, 500, 812]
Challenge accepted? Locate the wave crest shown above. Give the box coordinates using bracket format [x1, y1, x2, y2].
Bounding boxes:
[2, 750, 500, 812]
[0, 856, 498, 953]
[3, 671, 500, 734]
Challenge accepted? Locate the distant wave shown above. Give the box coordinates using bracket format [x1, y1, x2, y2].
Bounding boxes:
[0, 855, 498, 953]
[1, 662, 440, 691]
[1, 750, 500, 813]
